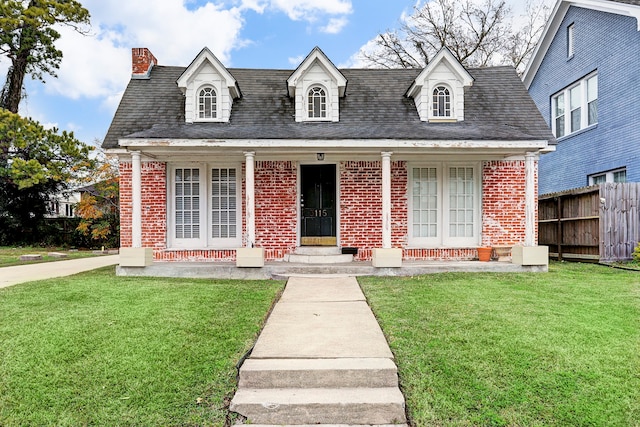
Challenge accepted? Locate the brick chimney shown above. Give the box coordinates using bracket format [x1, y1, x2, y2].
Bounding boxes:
[131, 48, 157, 78]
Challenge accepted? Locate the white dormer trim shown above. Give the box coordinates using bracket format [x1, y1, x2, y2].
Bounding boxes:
[288, 47, 347, 122]
[407, 48, 474, 123]
[177, 47, 240, 123]
[523, 0, 640, 88]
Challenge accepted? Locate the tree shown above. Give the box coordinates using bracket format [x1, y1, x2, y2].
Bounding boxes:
[0, 0, 90, 113]
[0, 109, 94, 244]
[75, 147, 119, 248]
[357, 0, 549, 73]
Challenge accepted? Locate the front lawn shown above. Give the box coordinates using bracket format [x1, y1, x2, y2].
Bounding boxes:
[0, 246, 105, 267]
[360, 262, 640, 426]
[0, 268, 283, 426]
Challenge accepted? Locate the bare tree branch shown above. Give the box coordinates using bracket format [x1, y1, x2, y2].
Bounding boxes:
[356, 0, 550, 73]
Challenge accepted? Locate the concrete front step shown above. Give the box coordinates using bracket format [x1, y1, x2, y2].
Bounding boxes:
[239, 358, 398, 389]
[294, 246, 343, 256]
[229, 387, 406, 425]
[241, 425, 408, 427]
[285, 254, 354, 264]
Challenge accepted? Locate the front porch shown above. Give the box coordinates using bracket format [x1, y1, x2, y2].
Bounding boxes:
[116, 258, 548, 281]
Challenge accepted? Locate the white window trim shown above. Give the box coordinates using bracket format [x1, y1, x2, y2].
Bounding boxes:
[589, 168, 626, 185]
[194, 83, 223, 123]
[430, 83, 453, 119]
[304, 83, 331, 122]
[552, 72, 597, 138]
[408, 162, 481, 248]
[168, 163, 242, 249]
[567, 23, 575, 58]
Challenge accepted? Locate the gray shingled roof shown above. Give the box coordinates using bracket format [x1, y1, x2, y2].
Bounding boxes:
[610, 0, 640, 5]
[102, 65, 555, 149]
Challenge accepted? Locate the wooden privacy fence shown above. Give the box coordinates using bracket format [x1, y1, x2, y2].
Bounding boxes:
[538, 183, 640, 262]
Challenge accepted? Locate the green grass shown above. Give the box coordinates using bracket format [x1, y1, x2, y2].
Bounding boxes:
[0, 268, 284, 426]
[0, 246, 105, 267]
[359, 262, 640, 427]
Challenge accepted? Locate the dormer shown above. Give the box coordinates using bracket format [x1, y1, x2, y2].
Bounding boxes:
[407, 48, 474, 122]
[177, 47, 241, 123]
[287, 47, 347, 122]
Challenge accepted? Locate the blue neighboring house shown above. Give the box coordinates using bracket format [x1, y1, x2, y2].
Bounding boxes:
[524, 0, 640, 195]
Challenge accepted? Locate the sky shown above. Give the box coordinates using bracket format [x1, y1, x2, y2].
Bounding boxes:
[0, 0, 546, 148]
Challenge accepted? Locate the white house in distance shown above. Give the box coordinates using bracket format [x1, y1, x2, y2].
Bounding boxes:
[103, 46, 554, 277]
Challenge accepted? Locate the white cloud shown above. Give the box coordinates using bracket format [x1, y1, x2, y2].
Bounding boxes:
[42, 0, 247, 109]
[269, 0, 352, 21]
[8, 0, 355, 117]
[288, 55, 305, 66]
[340, 37, 380, 68]
[320, 17, 349, 34]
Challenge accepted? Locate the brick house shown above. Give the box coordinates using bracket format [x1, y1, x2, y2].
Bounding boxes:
[524, 0, 640, 194]
[103, 46, 554, 270]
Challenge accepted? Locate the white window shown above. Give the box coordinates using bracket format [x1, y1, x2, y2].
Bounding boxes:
[308, 86, 327, 119]
[169, 165, 241, 248]
[410, 163, 480, 247]
[567, 23, 575, 58]
[589, 168, 626, 185]
[432, 85, 451, 117]
[552, 73, 597, 138]
[198, 86, 217, 120]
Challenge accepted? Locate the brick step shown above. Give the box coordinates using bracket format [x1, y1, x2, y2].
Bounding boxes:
[229, 387, 406, 425]
[238, 358, 398, 389]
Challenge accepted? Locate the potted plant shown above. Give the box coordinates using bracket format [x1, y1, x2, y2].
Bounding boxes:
[477, 246, 492, 262]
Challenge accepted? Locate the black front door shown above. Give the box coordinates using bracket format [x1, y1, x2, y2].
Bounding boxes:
[301, 164, 337, 246]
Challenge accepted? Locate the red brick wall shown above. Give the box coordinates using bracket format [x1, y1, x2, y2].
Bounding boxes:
[392, 161, 408, 247]
[255, 161, 298, 260]
[119, 158, 536, 262]
[339, 161, 383, 260]
[119, 161, 167, 255]
[482, 160, 536, 246]
[119, 162, 132, 248]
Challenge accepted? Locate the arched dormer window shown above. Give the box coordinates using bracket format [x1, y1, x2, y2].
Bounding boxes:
[308, 86, 327, 119]
[432, 85, 451, 118]
[198, 86, 217, 119]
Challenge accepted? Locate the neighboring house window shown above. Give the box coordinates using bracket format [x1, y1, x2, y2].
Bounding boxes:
[198, 86, 217, 119]
[170, 165, 241, 248]
[552, 73, 597, 138]
[410, 163, 480, 247]
[432, 86, 451, 117]
[589, 168, 626, 185]
[567, 23, 575, 58]
[65, 203, 74, 217]
[308, 86, 327, 118]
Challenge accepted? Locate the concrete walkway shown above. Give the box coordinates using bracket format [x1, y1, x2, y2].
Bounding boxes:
[0, 255, 120, 289]
[230, 276, 408, 426]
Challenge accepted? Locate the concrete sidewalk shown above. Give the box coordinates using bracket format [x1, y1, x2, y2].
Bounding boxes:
[0, 255, 120, 289]
[230, 276, 408, 426]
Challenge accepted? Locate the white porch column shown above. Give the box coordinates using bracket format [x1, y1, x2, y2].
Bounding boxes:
[244, 151, 256, 247]
[131, 151, 142, 248]
[381, 152, 393, 249]
[524, 151, 537, 247]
